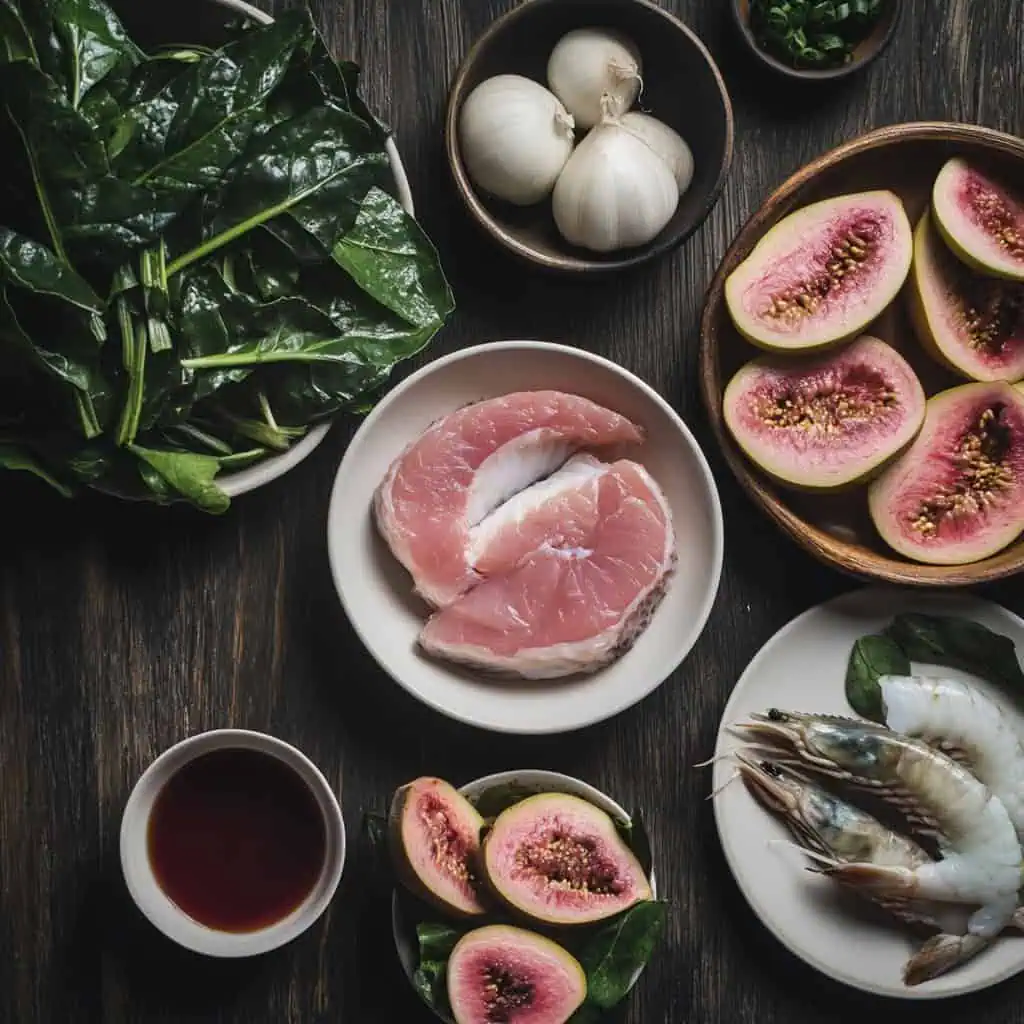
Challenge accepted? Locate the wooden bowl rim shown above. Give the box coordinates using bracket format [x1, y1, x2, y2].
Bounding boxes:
[444, 0, 735, 274]
[729, 0, 904, 82]
[699, 121, 1024, 588]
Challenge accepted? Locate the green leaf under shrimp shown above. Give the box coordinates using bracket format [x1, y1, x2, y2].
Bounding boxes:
[845, 633, 910, 721]
[884, 614, 1024, 692]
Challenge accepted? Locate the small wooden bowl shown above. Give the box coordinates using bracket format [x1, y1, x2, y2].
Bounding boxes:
[730, 0, 902, 82]
[445, 0, 734, 273]
[700, 122, 1024, 588]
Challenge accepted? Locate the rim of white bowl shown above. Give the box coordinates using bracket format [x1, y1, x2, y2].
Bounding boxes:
[326, 339, 725, 734]
[206, 0, 416, 498]
[391, 769, 659, 1023]
[120, 729, 346, 958]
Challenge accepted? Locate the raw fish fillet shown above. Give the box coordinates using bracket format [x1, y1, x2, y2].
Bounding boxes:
[419, 459, 676, 679]
[374, 392, 642, 607]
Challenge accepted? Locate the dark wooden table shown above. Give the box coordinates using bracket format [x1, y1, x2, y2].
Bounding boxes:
[3, 1, 1023, 1021]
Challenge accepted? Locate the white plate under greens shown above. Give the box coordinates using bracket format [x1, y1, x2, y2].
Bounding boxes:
[712, 586, 1024, 1000]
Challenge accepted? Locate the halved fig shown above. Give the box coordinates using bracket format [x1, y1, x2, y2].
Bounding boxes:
[932, 157, 1024, 282]
[482, 792, 650, 927]
[868, 381, 1024, 564]
[722, 335, 926, 490]
[389, 777, 488, 918]
[909, 210, 1024, 382]
[447, 925, 586, 1024]
[725, 191, 913, 351]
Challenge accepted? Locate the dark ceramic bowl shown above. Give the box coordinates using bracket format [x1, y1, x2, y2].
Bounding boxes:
[730, 0, 902, 82]
[445, 0, 734, 273]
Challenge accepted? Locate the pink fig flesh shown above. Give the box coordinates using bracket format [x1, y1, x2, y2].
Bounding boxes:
[447, 925, 586, 1024]
[389, 777, 487, 917]
[722, 335, 926, 490]
[482, 792, 651, 927]
[932, 157, 1024, 282]
[725, 190, 913, 351]
[910, 211, 1024, 382]
[868, 382, 1024, 565]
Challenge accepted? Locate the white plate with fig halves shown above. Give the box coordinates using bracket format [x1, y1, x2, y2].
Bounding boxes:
[712, 586, 1024, 1000]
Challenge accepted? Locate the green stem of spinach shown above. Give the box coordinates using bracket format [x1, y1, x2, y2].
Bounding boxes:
[7, 108, 67, 262]
[258, 390, 278, 430]
[182, 348, 337, 368]
[115, 300, 147, 446]
[166, 160, 372, 278]
[73, 391, 101, 439]
[169, 422, 233, 456]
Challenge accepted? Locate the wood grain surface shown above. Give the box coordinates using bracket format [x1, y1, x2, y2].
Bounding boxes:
[1, 1, 1022, 1022]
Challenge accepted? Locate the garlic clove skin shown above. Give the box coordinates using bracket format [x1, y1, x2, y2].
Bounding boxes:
[552, 122, 679, 253]
[459, 74, 575, 206]
[617, 112, 694, 194]
[546, 27, 642, 131]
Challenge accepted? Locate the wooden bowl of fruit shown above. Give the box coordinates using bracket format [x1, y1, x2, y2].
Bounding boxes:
[700, 122, 1024, 587]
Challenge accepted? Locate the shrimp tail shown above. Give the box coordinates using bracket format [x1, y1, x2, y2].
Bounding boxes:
[903, 933, 993, 986]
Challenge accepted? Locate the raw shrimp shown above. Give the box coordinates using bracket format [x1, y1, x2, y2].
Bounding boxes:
[736, 754, 1021, 985]
[732, 710, 1023, 956]
[878, 674, 1024, 836]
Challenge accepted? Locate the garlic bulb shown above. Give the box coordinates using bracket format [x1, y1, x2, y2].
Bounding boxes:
[618, 112, 694, 194]
[459, 74, 575, 206]
[546, 28, 642, 131]
[552, 119, 679, 253]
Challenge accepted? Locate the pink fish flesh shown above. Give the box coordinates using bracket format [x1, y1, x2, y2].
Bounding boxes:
[418, 459, 676, 679]
[373, 391, 643, 607]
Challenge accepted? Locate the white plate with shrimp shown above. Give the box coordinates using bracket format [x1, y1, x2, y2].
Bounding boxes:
[712, 586, 1024, 1000]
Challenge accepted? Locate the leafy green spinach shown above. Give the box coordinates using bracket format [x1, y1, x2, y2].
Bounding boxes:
[0, 0, 453, 511]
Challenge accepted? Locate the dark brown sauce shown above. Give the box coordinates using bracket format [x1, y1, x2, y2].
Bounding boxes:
[148, 748, 327, 933]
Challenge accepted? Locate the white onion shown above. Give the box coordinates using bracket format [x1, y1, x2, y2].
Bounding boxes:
[552, 119, 679, 253]
[459, 74, 575, 206]
[546, 27, 642, 131]
[618, 112, 694, 194]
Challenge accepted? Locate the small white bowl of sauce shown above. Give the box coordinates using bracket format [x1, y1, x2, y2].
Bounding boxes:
[120, 729, 345, 957]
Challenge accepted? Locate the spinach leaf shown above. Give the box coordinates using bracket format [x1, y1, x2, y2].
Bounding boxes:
[884, 613, 1024, 690]
[55, 174, 183, 258]
[0, 226, 103, 316]
[0, 441, 71, 495]
[0, 1, 36, 65]
[328, 187, 455, 330]
[1, 59, 108, 184]
[616, 810, 654, 881]
[0, 0, 453, 511]
[0, 285, 108, 437]
[129, 443, 229, 512]
[49, 0, 140, 108]
[412, 921, 462, 1016]
[112, 9, 313, 195]
[575, 901, 668, 1011]
[845, 633, 910, 722]
[168, 103, 388, 276]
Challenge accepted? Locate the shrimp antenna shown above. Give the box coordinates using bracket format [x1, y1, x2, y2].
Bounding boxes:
[692, 753, 732, 769]
[706, 770, 741, 800]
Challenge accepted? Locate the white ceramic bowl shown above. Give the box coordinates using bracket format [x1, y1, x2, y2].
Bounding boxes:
[391, 769, 658, 1022]
[206, 0, 416, 499]
[120, 729, 345, 957]
[326, 340, 724, 734]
